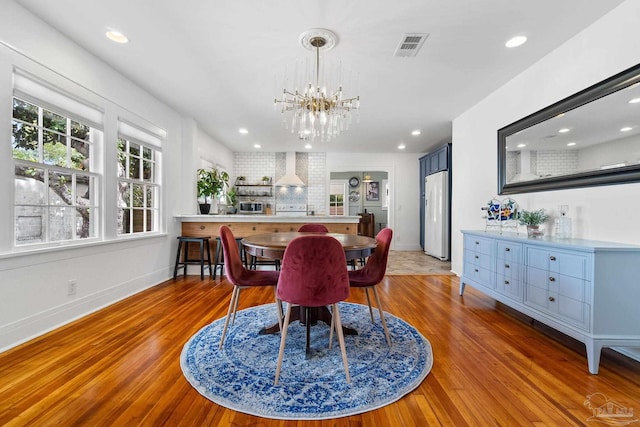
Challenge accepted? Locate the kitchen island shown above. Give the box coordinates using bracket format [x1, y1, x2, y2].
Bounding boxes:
[178, 214, 360, 239]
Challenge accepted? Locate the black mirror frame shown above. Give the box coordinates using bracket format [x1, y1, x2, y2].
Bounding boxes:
[498, 62, 640, 195]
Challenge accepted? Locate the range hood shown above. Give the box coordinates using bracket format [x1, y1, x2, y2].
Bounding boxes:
[275, 152, 306, 186]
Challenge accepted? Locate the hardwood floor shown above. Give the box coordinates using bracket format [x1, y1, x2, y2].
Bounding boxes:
[1, 274, 639, 426]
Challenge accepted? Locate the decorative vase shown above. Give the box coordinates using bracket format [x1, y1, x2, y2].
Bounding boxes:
[199, 203, 211, 215]
[526, 225, 543, 238]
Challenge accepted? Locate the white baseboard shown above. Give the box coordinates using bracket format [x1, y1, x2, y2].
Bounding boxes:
[0, 268, 171, 353]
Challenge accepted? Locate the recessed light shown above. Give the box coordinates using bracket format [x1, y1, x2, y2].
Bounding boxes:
[239, 128, 249, 135]
[105, 30, 129, 44]
[505, 35, 527, 48]
[620, 126, 633, 132]
[398, 143, 406, 150]
[253, 143, 261, 148]
[629, 98, 640, 104]
[567, 142, 577, 146]
[517, 143, 526, 148]
[411, 130, 421, 136]
[304, 143, 312, 149]
[558, 128, 571, 133]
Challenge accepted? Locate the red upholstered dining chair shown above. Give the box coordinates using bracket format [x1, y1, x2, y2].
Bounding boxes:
[348, 227, 393, 346]
[218, 225, 280, 349]
[274, 235, 351, 385]
[297, 224, 329, 232]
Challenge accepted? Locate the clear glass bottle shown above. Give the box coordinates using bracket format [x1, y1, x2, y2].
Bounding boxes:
[555, 205, 572, 238]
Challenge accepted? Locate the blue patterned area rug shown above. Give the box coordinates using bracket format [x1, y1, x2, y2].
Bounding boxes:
[181, 302, 433, 420]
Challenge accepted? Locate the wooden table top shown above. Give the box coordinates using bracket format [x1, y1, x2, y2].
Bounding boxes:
[241, 232, 377, 260]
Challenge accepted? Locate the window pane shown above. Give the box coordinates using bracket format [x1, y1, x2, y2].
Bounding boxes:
[132, 209, 144, 233]
[48, 171, 73, 205]
[15, 206, 44, 244]
[129, 142, 140, 157]
[75, 207, 93, 239]
[132, 184, 144, 207]
[119, 182, 131, 207]
[70, 120, 90, 141]
[120, 209, 131, 234]
[145, 209, 153, 232]
[128, 156, 140, 179]
[146, 186, 153, 208]
[42, 109, 66, 133]
[117, 146, 127, 178]
[143, 146, 152, 160]
[76, 174, 91, 204]
[13, 98, 38, 124]
[142, 159, 152, 181]
[15, 165, 45, 204]
[70, 139, 89, 171]
[49, 206, 73, 241]
[12, 121, 38, 161]
[43, 130, 67, 166]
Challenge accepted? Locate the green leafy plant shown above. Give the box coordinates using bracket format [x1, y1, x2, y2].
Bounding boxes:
[518, 209, 548, 226]
[197, 167, 229, 203]
[225, 186, 237, 206]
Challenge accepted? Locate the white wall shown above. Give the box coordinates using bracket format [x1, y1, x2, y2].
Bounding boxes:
[0, 2, 231, 351]
[451, 0, 640, 359]
[326, 152, 422, 251]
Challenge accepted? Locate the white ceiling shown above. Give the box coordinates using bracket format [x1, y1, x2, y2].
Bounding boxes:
[14, 0, 625, 153]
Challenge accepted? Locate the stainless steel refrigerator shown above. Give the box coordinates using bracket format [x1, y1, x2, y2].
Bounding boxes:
[424, 171, 449, 260]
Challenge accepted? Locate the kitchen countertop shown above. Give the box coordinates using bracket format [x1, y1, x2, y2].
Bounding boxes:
[177, 214, 360, 223]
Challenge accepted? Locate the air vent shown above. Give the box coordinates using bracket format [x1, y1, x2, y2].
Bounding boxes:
[394, 33, 429, 57]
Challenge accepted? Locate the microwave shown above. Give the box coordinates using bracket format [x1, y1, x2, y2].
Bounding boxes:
[239, 202, 264, 214]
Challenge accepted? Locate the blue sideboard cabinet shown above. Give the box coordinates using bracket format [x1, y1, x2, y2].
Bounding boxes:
[460, 230, 640, 374]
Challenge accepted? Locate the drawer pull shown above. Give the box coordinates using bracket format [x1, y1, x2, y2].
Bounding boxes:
[505, 264, 510, 268]
[505, 247, 510, 252]
[504, 280, 510, 285]
[475, 241, 479, 245]
[548, 296, 555, 302]
[199, 225, 205, 230]
[475, 255, 479, 259]
[474, 268, 479, 272]
[549, 256, 556, 261]
[549, 277, 556, 282]
[252, 227, 256, 231]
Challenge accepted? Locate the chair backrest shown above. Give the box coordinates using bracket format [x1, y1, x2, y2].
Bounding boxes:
[297, 224, 329, 233]
[219, 225, 245, 285]
[277, 235, 349, 307]
[359, 228, 393, 284]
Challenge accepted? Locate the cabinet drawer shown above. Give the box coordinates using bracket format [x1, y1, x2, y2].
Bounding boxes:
[464, 235, 493, 256]
[526, 266, 588, 302]
[464, 262, 493, 285]
[496, 242, 522, 262]
[464, 249, 493, 271]
[496, 273, 522, 300]
[526, 247, 589, 280]
[497, 259, 520, 278]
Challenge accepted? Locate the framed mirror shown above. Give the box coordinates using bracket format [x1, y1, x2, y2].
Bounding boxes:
[498, 62, 640, 195]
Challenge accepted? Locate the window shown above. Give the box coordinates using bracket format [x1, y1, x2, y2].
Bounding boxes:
[329, 181, 348, 216]
[117, 136, 160, 235]
[12, 97, 100, 246]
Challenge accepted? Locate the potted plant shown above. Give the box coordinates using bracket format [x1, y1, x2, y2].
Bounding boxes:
[225, 186, 238, 214]
[197, 167, 229, 214]
[518, 209, 548, 238]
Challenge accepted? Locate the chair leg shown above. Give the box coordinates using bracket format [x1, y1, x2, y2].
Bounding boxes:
[205, 239, 213, 278]
[231, 287, 242, 325]
[372, 286, 391, 346]
[173, 239, 183, 279]
[305, 307, 311, 358]
[199, 239, 205, 280]
[328, 306, 335, 349]
[275, 296, 283, 332]
[275, 304, 292, 385]
[364, 288, 374, 322]
[332, 303, 351, 383]
[219, 286, 240, 349]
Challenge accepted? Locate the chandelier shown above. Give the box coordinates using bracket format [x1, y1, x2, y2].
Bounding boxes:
[275, 29, 360, 142]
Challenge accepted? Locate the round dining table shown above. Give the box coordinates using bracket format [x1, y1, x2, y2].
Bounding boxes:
[241, 231, 377, 261]
[241, 231, 377, 337]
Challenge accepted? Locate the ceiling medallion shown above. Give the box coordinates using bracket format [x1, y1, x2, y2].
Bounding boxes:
[274, 28, 360, 142]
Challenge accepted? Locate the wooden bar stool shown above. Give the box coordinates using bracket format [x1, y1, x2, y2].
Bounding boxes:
[213, 236, 247, 278]
[173, 236, 213, 280]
